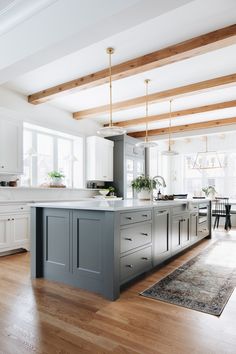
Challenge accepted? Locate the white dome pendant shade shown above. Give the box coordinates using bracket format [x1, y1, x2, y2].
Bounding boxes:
[136, 79, 158, 148]
[161, 100, 179, 156]
[97, 48, 126, 137]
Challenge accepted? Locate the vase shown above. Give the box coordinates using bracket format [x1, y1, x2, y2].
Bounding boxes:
[137, 189, 151, 200]
[51, 177, 63, 186]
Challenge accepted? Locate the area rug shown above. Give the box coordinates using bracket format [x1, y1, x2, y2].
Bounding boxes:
[141, 239, 236, 316]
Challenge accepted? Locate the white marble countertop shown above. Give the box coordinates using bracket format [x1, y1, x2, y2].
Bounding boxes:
[0, 198, 93, 205]
[31, 199, 210, 212]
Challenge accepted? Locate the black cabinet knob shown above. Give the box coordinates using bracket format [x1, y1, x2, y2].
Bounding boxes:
[125, 264, 133, 268]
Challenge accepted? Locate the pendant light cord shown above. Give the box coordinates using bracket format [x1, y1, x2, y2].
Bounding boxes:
[107, 48, 114, 128]
[145, 79, 150, 142]
[168, 99, 172, 151]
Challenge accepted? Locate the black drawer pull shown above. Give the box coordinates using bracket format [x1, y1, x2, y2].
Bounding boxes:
[142, 214, 148, 217]
[124, 237, 133, 241]
[157, 210, 166, 214]
[125, 264, 133, 268]
[141, 257, 148, 260]
[141, 232, 148, 236]
[126, 217, 133, 220]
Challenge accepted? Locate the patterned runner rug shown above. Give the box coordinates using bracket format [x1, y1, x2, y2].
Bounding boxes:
[141, 239, 236, 316]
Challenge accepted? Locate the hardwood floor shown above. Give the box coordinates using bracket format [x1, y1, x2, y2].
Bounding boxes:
[0, 230, 236, 354]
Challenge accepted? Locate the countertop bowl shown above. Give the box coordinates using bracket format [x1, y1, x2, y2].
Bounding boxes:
[99, 189, 110, 197]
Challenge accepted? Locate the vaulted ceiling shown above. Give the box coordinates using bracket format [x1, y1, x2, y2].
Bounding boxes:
[2, 0, 236, 140]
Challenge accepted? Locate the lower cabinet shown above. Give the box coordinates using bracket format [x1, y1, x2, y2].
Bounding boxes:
[0, 211, 30, 253]
[190, 212, 198, 243]
[153, 208, 171, 266]
[172, 213, 190, 255]
[120, 246, 152, 284]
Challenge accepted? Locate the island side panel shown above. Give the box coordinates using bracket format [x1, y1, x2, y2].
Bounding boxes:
[43, 208, 71, 279]
[31, 206, 43, 278]
[72, 210, 118, 300]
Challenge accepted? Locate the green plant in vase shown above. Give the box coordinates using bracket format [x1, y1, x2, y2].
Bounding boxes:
[131, 175, 157, 200]
[202, 185, 216, 199]
[48, 171, 65, 186]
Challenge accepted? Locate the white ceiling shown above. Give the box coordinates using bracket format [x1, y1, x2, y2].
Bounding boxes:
[2, 0, 236, 138]
[0, 0, 57, 36]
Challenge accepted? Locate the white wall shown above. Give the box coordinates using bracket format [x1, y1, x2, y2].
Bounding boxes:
[0, 86, 100, 136]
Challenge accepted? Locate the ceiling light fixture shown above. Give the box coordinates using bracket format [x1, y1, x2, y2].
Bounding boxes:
[192, 136, 222, 169]
[97, 48, 126, 137]
[161, 99, 179, 156]
[136, 79, 158, 148]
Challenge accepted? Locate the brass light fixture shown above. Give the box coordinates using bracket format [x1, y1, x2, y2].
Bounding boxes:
[136, 79, 158, 148]
[97, 48, 126, 137]
[192, 136, 222, 169]
[161, 99, 178, 156]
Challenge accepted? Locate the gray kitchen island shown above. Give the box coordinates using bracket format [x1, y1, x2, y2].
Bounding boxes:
[31, 199, 211, 300]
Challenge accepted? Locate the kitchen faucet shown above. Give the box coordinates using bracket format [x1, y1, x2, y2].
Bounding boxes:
[153, 175, 167, 188]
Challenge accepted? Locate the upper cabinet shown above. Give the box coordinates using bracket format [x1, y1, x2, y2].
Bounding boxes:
[86, 136, 114, 181]
[107, 135, 145, 199]
[0, 118, 23, 175]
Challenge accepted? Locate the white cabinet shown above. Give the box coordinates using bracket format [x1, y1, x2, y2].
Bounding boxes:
[0, 118, 23, 174]
[86, 136, 114, 181]
[0, 204, 30, 253]
[0, 215, 12, 251]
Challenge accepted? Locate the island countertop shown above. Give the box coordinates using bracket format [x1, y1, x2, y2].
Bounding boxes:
[31, 198, 209, 211]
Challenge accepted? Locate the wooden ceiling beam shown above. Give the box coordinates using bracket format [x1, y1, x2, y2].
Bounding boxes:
[105, 100, 236, 127]
[73, 73, 236, 119]
[128, 117, 236, 138]
[28, 24, 236, 105]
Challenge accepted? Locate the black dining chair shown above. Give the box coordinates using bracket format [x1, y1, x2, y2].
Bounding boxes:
[212, 197, 231, 231]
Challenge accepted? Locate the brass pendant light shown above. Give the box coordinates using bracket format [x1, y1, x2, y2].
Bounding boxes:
[161, 99, 178, 156]
[97, 48, 126, 137]
[136, 79, 158, 148]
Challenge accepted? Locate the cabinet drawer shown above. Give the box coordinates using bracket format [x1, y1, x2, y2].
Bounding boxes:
[172, 204, 187, 215]
[120, 223, 151, 253]
[120, 246, 152, 284]
[0, 204, 30, 214]
[120, 210, 152, 225]
[198, 222, 209, 238]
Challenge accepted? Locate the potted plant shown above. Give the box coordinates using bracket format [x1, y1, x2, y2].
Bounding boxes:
[131, 175, 157, 200]
[48, 171, 65, 186]
[202, 185, 217, 199]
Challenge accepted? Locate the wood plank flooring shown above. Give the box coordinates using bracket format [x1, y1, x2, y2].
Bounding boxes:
[0, 229, 236, 354]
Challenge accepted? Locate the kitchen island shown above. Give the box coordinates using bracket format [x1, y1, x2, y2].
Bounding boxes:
[31, 199, 211, 300]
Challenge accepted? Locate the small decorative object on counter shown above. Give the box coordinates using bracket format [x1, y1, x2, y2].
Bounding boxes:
[108, 186, 116, 196]
[9, 179, 19, 187]
[131, 175, 157, 200]
[202, 185, 217, 199]
[48, 171, 65, 187]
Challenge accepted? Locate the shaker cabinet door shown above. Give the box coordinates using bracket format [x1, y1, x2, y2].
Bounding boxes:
[153, 208, 171, 266]
[0, 119, 23, 174]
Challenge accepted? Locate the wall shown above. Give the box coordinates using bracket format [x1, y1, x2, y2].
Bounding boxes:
[0, 86, 100, 136]
[0, 86, 101, 201]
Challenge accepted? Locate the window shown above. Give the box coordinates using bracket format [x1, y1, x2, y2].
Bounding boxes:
[21, 123, 84, 188]
[183, 152, 236, 198]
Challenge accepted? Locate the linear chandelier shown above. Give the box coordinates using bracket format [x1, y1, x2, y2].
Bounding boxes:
[192, 136, 222, 169]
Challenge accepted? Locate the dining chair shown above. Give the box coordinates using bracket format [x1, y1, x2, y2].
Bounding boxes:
[212, 197, 231, 230]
